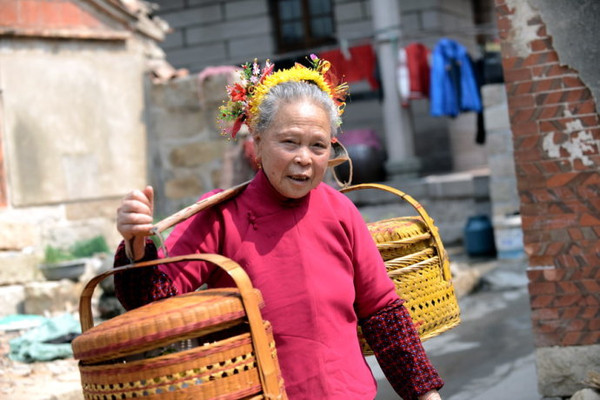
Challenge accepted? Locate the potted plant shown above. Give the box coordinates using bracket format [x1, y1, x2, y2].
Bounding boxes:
[39, 236, 109, 282]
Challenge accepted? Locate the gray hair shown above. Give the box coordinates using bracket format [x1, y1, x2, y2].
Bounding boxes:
[254, 80, 340, 135]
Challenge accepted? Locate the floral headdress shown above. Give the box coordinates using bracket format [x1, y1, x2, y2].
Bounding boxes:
[218, 54, 349, 139]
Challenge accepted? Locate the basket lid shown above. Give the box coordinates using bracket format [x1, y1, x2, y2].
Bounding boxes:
[72, 288, 263, 362]
[367, 216, 429, 243]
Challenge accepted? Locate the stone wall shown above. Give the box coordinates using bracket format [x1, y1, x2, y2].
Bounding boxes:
[495, 0, 600, 396]
[145, 71, 256, 219]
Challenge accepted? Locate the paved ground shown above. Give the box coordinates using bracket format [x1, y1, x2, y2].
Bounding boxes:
[0, 251, 539, 400]
[370, 254, 541, 399]
[0, 335, 81, 400]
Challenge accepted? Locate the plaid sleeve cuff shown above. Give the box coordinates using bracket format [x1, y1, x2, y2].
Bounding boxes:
[113, 239, 178, 310]
[362, 299, 444, 399]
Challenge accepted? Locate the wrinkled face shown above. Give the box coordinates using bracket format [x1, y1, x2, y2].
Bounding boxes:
[254, 99, 332, 199]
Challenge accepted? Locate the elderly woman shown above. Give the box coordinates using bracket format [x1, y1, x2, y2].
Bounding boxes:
[114, 56, 444, 400]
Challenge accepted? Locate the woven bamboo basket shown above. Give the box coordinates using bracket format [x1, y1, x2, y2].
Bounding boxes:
[71, 254, 287, 400]
[340, 184, 461, 355]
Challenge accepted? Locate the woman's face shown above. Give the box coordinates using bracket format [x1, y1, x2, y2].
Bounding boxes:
[254, 99, 332, 199]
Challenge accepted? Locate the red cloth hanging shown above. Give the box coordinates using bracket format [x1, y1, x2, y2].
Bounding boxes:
[319, 44, 380, 90]
[405, 43, 430, 100]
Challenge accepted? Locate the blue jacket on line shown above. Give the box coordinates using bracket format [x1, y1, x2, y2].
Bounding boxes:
[430, 38, 482, 117]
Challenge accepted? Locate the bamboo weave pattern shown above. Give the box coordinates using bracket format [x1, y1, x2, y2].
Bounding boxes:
[341, 184, 461, 354]
[73, 256, 287, 400]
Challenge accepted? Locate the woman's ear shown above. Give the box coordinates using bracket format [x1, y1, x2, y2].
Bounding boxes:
[250, 132, 261, 161]
[251, 131, 261, 150]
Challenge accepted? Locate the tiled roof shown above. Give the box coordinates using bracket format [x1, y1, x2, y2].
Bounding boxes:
[0, 0, 168, 41]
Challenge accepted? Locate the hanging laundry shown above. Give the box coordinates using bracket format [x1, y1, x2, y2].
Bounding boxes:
[430, 38, 482, 117]
[319, 44, 380, 90]
[397, 47, 410, 106]
[398, 42, 430, 106]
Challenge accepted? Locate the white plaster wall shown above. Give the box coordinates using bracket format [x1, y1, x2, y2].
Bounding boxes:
[0, 40, 148, 207]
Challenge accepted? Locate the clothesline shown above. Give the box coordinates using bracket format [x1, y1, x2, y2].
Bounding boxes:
[338, 22, 499, 46]
[275, 22, 499, 62]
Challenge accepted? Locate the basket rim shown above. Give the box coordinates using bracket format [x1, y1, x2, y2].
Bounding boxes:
[73, 289, 263, 362]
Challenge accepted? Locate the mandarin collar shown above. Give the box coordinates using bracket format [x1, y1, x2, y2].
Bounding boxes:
[243, 170, 311, 216]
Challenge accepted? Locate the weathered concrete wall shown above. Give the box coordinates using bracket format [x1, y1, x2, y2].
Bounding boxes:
[532, 0, 600, 106]
[0, 35, 160, 285]
[0, 38, 149, 261]
[1, 40, 147, 206]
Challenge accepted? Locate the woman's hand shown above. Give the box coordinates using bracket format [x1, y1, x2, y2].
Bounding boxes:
[117, 186, 154, 261]
[419, 390, 442, 400]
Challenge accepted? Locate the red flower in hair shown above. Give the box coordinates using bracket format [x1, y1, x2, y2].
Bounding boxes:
[229, 83, 246, 102]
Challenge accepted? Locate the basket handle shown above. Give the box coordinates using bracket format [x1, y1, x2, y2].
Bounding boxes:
[78, 254, 282, 398]
[340, 183, 451, 282]
[329, 140, 353, 188]
[151, 181, 251, 235]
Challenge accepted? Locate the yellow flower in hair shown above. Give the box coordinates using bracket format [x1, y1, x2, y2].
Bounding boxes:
[248, 64, 333, 127]
[218, 54, 348, 139]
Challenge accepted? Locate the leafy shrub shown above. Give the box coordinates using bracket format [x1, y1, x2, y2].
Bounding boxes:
[44, 235, 110, 263]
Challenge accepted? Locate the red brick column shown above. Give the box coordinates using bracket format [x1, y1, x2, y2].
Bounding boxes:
[495, 0, 600, 347]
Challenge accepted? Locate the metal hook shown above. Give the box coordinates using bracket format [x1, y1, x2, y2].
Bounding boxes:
[151, 227, 169, 258]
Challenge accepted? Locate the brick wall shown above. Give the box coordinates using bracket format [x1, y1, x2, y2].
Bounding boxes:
[495, 0, 600, 347]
